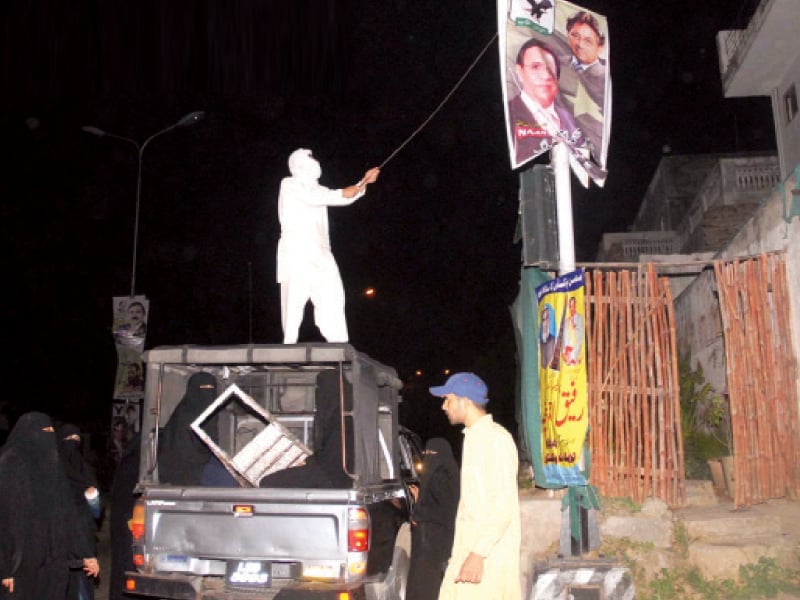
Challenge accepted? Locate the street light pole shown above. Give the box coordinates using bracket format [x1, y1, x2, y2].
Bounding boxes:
[82, 111, 204, 296]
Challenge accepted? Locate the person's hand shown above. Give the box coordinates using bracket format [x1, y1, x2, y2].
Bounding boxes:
[454, 552, 484, 584]
[2, 577, 14, 593]
[83, 558, 100, 578]
[362, 167, 380, 185]
[342, 185, 361, 198]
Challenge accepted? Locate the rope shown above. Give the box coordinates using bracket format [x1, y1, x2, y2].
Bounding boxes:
[378, 32, 498, 169]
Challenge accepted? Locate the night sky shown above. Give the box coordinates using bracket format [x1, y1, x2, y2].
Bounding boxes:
[1, 0, 774, 442]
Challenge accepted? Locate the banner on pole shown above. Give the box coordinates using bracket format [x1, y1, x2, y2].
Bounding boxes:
[535, 269, 588, 486]
[498, 0, 611, 187]
[112, 295, 148, 400]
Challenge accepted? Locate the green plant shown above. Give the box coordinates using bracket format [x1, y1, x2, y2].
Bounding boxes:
[632, 556, 800, 599]
[672, 521, 689, 553]
[679, 354, 731, 479]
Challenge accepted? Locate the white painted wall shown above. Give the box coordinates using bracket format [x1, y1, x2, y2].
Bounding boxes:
[771, 51, 800, 179]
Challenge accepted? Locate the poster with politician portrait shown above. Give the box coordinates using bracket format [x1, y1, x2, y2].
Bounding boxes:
[535, 269, 588, 486]
[112, 295, 149, 400]
[498, 0, 611, 187]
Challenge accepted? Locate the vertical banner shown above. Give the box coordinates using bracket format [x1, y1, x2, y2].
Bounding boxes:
[498, 0, 611, 187]
[112, 295, 148, 402]
[536, 269, 588, 486]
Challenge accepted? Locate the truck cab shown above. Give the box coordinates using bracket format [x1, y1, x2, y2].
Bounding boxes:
[124, 343, 422, 600]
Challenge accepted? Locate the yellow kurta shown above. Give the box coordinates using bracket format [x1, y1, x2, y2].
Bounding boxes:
[439, 414, 521, 600]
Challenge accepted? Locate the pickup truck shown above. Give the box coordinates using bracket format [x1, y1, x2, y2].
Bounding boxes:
[124, 343, 423, 600]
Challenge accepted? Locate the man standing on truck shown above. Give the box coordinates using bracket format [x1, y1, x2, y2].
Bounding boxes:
[277, 148, 380, 344]
[430, 372, 521, 600]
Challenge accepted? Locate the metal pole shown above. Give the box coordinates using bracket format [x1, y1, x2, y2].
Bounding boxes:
[551, 142, 575, 276]
[552, 141, 597, 556]
[131, 145, 144, 296]
[82, 112, 204, 296]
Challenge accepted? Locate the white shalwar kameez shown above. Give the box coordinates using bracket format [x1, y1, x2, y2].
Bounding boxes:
[277, 149, 364, 344]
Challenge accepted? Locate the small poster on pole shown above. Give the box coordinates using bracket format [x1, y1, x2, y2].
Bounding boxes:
[112, 295, 149, 400]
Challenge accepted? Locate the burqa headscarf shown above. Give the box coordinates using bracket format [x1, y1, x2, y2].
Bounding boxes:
[0, 412, 92, 600]
[406, 437, 461, 600]
[109, 433, 140, 600]
[56, 424, 98, 506]
[413, 437, 460, 527]
[56, 424, 99, 600]
[259, 369, 352, 489]
[158, 372, 219, 485]
[311, 369, 353, 487]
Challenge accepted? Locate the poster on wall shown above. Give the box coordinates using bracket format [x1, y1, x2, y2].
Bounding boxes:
[499, 0, 611, 187]
[536, 269, 588, 486]
[112, 295, 148, 400]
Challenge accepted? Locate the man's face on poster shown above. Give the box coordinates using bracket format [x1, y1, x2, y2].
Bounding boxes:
[568, 22, 602, 65]
[516, 45, 559, 109]
[128, 303, 145, 325]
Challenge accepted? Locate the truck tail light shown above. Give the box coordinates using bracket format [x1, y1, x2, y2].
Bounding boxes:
[347, 507, 370, 552]
[129, 499, 146, 541]
[128, 498, 146, 568]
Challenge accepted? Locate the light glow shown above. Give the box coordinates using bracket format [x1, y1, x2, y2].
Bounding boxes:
[348, 560, 367, 576]
[302, 563, 339, 579]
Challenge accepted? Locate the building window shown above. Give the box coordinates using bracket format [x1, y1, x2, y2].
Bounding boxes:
[784, 84, 798, 124]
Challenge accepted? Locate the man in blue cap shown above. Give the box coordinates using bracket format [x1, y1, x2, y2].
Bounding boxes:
[430, 372, 521, 600]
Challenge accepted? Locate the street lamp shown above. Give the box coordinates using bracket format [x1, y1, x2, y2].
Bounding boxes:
[82, 111, 205, 295]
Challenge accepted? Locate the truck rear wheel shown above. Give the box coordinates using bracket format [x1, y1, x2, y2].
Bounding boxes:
[365, 522, 411, 600]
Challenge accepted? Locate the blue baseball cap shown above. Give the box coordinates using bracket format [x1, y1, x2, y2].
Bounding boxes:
[429, 372, 489, 405]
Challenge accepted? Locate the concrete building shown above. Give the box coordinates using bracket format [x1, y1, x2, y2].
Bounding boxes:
[717, 0, 800, 180]
[595, 0, 800, 398]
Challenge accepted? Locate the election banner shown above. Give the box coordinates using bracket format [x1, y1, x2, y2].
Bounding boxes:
[112, 295, 148, 400]
[536, 269, 588, 486]
[498, 0, 611, 187]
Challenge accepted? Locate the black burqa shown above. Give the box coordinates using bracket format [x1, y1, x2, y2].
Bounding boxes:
[158, 372, 219, 485]
[259, 369, 353, 489]
[406, 437, 460, 600]
[108, 433, 140, 600]
[0, 412, 93, 600]
[56, 424, 99, 600]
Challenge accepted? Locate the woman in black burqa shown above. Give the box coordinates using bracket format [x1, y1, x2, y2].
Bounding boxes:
[56, 423, 101, 600]
[259, 369, 353, 489]
[406, 437, 460, 600]
[0, 412, 99, 600]
[158, 372, 219, 485]
[108, 432, 140, 600]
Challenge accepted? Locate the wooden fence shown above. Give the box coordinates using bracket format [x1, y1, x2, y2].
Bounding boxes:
[585, 265, 686, 506]
[714, 253, 800, 507]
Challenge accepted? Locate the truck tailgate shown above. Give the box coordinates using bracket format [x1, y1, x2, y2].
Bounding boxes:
[145, 488, 353, 563]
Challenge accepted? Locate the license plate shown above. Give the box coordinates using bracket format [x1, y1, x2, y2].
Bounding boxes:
[226, 560, 271, 588]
